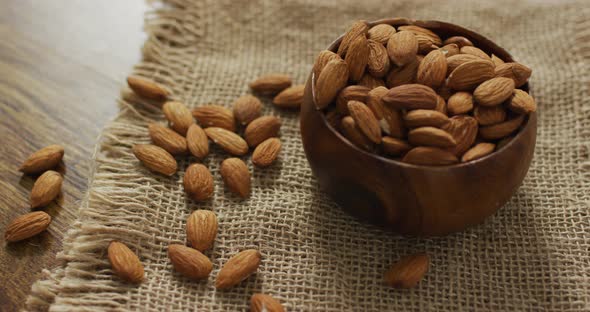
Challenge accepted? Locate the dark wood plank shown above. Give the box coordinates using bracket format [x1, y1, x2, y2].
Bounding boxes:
[0, 1, 147, 310]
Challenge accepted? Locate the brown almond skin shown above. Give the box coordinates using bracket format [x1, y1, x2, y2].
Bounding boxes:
[460, 46, 490, 60]
[192, 105, 236, 132]
[367, 40, 391, 78]
[186, 210, 217, 251]
[403, 109, 449, 128]
[220, 158, 250, 198]
[447, 59, 495, 91]
[447, 92, 474, 115]
[4, 211, 51, 242]
[367, 24, 396, 45]
[473, 77, 515, 106]
[398, 25, 442, 46]
[358, 74, 385, 89]
[19, 144, 64, 174]
[30, 170, 63, 208]
[336, 85, 370, 114]
[108, 241, 144, 284]
[443, 36, 473, 48]
[491, 54, 505, 67]
[183, 164, 214, 201]
[445, 54, 480, 75]
[408, 127, 456, 148]
[434, 94, 448, 114]
[340, 116, 374, 152]
[216, 249, 261, 289]
[381, 137, 411, 156]
[204, 127, 249, 156]
[162, 101, 194, 135]
[387, 31, 418, 66]
[233, 95, 262, 125]
[347, 101, 382, 144]
[132, 144, 177, 176]
[312, 50, 341, 79]
[366, 86, 388, 119]
[403, 147, 458, 166]
[440, 43, 459, 57]
[382, 84, 437, 110]
[126, 75, 168, 101]
[508, 89, 537, 114]
[384, 253, 430, 288]
[474, 105, 507, 126]
[386, 56, 421, 88]
[252, 138, 281, 168]
[380, 105, 406, 139]
[249, 74, 292, 95]
[479, 115, 525, 140]
[314, 59, 349, 109]
[186, 124, 209, 159]
[168, 244, 213, 280]
[148, 123, 188, 155]
[345, 35, 370, 82]
[273, 85, 305, 109]
[251, 294, 285, 312]
[461, 143, 496, 162]
[244, 116, 281, 147]
[441, 115, 479, 156]
[416, 49, 447, 89]
[337, 20, 369, 56]
[494, 62, 532, 87]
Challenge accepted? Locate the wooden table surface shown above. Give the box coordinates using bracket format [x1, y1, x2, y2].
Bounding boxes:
[0, 1, 147, 310]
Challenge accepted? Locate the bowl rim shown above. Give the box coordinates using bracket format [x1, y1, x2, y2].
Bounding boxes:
[312, 18, 536, 170]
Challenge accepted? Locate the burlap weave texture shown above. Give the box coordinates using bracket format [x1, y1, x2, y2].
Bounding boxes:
[26, 0, 589, 311]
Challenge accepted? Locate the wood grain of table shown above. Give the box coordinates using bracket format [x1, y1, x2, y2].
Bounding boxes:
[0, 1, 147, 310]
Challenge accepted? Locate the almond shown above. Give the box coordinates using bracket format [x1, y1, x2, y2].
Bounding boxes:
[252, 138, 281, 168]
[385, 56, 421, 88]
[204, 127, 248, 156]
[461, 143, 496, 162]
[387, 31, 418, 66]
[508, 89, 537, 114]
[460, 46, 490, 60]
[403, 109, 449, 128]
[148, 123, 188, 155]
[126, 75, 169, 101]
[473, 105, 507, 126]
[416, 49, 447, 88]
[162, 101, 194, 135]
[479, 115, 525, 140]
[358, 73, 385, 89]
[250, 294, 285, 312]
[347, 101, 382, 144]
[314, 59, 349, 109]
[443, 36, 473, 48]
[337, 20, 369, 56]
[381, 137, 411, 156]
[366, 86, 388, 119]
[414, 34, 439, 54]
[434, 94, 448, 114]
[345, 35, 369, 82]
[491, 54, 505, 67]
[4, 211, 51, 242]
[367, 24, 396, 45]
[233, 95, 262, 125]
[367, 40, 391, 78]
[398, 25, 442, 46]
[249, 74, 292, 94]
[132, 144, 177, 176]
[273, 85, 305, 109]
[19, 144, 64, 174]
[403, 147, 458, 165]
[408, 127, 456, 148]
[186, 210, 217, 251]
[220, 158, 250, 198]
[447, 91, 474, 115]
[312, 50, 341, 79]
[440, 43, 459, 57]
[244, 116, 281, 147]
[384, 253, 430, 288]
[216, 249, 261, 289]
[380, 105, 406, 139]
[30, 170, 62, 208]
[473, 77, 515, 106]
[186, 124, 209, 159]
[447, 59, 495, 90]
[441, 115, 478, 156]
[183, 164, 214, 201]
[446, 54, 480, 74]
[336, 85, 369, 114]
[494, 62, 532, 87]
[108, 241, 144, 283]
[192, 105, 236, 132]
[382, 84, 437, 110]
[168, 244, 213, 280]
[340, 116, 374, 151]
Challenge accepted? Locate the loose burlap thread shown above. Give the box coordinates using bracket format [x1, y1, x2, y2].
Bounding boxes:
[26, 0, 589, 311]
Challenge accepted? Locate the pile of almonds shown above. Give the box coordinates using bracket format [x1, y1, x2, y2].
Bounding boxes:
[315, 21, 537, 165]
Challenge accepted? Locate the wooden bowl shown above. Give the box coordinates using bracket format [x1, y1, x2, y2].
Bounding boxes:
[300, 18, 537, 236]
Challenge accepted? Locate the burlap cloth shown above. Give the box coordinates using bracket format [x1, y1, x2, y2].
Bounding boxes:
[25, 0, 589, 311]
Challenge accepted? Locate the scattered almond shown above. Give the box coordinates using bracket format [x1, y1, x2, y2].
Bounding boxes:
[186, 210, 217, 251]
[384, 253, 430, 288]
[220, 158, 250, 198]
[249, 74, 292, 94]
[19, 144, 64, 174]
[4, 211, 51, 242]
[168, 244, 213, 280]
[387, 31, 418, 66]
[204, 127, 249, 156]
[186, 124, 209, 159]
[416, 49, 447, 88]
[126, 75, 169, 101]
[473, 77, 515, 106]
[314, 58, 349, 109]
[132, 144, 177, 176]
[404, 109, 449, 128]
[108, 241, 144, 283]
[148, 123, 188, 155]
[162, 101, 194, 135]
[30, 170, 62, 208]
[367, 40, 391, 78]
[447, 91, 474, 115]
[508, 89, 537, 114]
[216, 249, 261, 289]
[367, 24, 396, 45]
[252, 138, 281, 168]
[192, 105, 236, 132]
[183, 164, 214, 201]
[382, 84, 437, 110]
[244, 116, 281, 147]
[461, 143, 496, 162]
[473, 105, 507, 126]
[347, 101, 382, 144]
[479, 115, 525, 140]
[273, 84, 305, 109]
[251, 294, 285, 312]
[233, 95, 262, 125]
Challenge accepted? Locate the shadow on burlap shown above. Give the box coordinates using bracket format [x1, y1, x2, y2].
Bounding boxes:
[26, 0, 589, 311]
